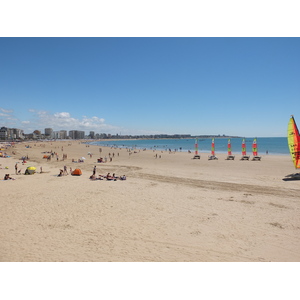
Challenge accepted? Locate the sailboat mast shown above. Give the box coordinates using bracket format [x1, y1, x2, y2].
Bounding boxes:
[252, 138, 258, 156]
[242, 138, 246, 156]
[195, 138, 198, 155]
[228, 139, 232, 155]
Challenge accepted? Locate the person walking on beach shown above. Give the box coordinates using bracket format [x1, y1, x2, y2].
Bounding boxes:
[93, 165, 96, 176]
[15, 163, 18, 175]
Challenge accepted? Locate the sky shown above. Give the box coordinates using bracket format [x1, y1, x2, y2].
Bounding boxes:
[1, 37, 300, 137]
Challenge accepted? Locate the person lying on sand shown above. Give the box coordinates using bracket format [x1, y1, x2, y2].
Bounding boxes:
[89, 174, 105, 180]
[106, 173, 116, 181]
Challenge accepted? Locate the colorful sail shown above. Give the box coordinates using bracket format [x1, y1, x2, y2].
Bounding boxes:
[211, 138, 215, 156]
[287, 116, 300, 169]
[252, 138, 258, 156]
[228, 139, 232, 156]
[195, 138, 198, 155]
[242, 138, 246, 156]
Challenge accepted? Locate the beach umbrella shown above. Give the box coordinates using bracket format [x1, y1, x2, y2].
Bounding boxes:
[26, 166, 36, 174]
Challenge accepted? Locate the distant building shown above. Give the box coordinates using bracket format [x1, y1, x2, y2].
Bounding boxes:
[11, 128, 25, 139]
[0, 127, 24, 140]
[0, 127, 9, 140]
[45, 128, 54, 138]
[69, 130, 75, 139]
[89, 131, 95, 139]
[99, 133, 107, 139]
[24, 132, 40, 140]
[69, 130, 85, 139]
[60, 130, 67, 139]
[53, 131, 60, 139]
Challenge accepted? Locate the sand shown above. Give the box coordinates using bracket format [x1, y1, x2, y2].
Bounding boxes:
[1, 140, 300, 262]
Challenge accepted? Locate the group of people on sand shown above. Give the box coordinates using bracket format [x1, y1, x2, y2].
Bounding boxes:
[57, 165, 72, 176]
[89, 165, 126, 181]
[89, 173, 126, 181]
[72, 158, 84, 163]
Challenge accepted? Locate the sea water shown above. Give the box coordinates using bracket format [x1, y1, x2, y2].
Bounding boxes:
[89, 137, 290, 155]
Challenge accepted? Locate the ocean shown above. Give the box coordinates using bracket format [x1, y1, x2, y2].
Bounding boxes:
[89, 137, 290, 155]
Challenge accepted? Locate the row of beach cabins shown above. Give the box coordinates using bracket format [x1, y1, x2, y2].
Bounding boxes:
[193, 138, 262, 161]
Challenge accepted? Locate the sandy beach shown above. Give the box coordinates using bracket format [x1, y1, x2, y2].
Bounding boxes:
[1, 140, 300, 262]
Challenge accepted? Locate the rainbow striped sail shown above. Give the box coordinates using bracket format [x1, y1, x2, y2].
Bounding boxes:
[228, 139, 232, 156]
[242, 138, 247, 156]
[252, 138, 258, 156]
[288, 116, 300, 169]
[211, 138, 215, 156]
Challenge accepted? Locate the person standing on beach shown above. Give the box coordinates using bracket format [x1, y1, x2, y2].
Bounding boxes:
[93, 165, 96, 176]
[63, 165, 68, 175]
[15, 163, 18, 174]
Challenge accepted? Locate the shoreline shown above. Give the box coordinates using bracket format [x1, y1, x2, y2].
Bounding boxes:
[87, 140, 290, 156]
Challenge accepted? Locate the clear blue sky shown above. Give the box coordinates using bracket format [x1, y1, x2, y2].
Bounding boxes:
[1, 37, 299, 137]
